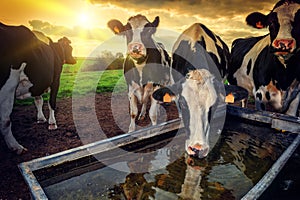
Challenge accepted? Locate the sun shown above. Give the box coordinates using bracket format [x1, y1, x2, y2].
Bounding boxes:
[78, 12, 94, 28]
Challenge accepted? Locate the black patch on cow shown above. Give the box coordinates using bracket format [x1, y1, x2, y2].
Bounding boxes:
[198, 36, 206, 50]
[216, 36, 230, 78]
[268, 12, 280, 42]
[253, 46, 274, 90]
[200, 24, 217, 43]
[172, 40, 224, 83]
[228, 35, 266, 85]
[256, 92, 262, 101]
[260, 103, 266, 110]
[292, 9, 300, 48]
[178, 95, 191, 136]
[246, 59, 252, 75]
[266, 91, 271, 101]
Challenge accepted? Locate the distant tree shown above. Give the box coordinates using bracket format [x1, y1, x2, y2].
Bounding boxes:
[83, 51, 124, 71]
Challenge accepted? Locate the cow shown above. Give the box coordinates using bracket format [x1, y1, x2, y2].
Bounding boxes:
[152, 23, 229, 158]
[228, 0, 300, 116]
[0, 22, 76, 154]
[107, 14, 171, 132]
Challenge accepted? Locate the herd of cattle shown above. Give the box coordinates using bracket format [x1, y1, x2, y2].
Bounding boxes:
[0, 0, 299, 158]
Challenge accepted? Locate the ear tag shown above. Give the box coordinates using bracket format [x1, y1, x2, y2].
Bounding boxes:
[113, 26, 120, 34]
[225, 93, 235, 103]
[255, 21, 264, 29]
[163, 93, 172, 103]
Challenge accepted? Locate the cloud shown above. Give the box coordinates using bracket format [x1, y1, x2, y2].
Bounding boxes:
[88, 0, 275, 46]
[28, 19, 111, 41]
[88, 0, 277, 19]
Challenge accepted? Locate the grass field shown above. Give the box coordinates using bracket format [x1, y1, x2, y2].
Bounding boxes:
[15, 58, 127, 105]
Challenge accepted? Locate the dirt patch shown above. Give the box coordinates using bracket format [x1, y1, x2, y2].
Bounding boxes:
[0, 92, 178, 199]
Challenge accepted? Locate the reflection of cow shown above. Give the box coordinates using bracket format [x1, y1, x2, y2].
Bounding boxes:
[0, 23, 76, 154]
[228, 0, 300, 115]
[108, 15, 171, 132]
[153, 23, 228, 158]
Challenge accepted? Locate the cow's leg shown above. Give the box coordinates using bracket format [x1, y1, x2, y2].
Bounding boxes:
[48, 73, 60, 130]
[149, 96, 158, 126]
[0, 99, 26, 154]
[0, 64, 27, 154]
[285, 93, 300, 116]
[138, 83, 153, 120]
[47, 102, 57, 130]
[129, 94, 138, 132]
[34, 96, 47, 123]
[241, 97, 248, 108]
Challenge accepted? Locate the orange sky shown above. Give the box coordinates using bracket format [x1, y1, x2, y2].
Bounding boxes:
[0, 0, 275, 57]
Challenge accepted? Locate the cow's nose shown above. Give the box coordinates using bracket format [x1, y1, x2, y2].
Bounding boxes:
[188, 144, 209, 158]
[128, 43, 143, 54]
[272, 38, 296, 52]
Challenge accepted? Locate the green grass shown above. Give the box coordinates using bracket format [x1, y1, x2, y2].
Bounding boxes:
[15, 58, 127, 105]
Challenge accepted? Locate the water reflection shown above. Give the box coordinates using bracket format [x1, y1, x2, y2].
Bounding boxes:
[43, 119, 294, 200]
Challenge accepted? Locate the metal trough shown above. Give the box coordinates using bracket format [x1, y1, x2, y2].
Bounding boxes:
[18, 105, 300, 200]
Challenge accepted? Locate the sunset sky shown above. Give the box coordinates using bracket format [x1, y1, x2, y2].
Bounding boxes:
[1, 0, 277, 57]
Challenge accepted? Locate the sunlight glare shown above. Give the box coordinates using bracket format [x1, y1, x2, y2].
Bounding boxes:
[78, 12, 93, 28]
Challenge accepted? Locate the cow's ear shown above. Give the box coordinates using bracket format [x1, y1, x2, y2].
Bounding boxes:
[152, 87, 176, 103]
[107, 19, 125, 35]
[151, 16, 160, 27]
[246, 12, 268, 29]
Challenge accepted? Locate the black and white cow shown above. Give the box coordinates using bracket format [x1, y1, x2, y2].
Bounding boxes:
[153, 23, 229, 158]
[228, 0, 300, 116]
[0, 23, 76, 154]
[108, 15, 171, 132]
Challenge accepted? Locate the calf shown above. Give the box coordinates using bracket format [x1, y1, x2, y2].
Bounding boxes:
[228, 0, 300, 115]
[0, 23, 76, 154]
[108, 15, 171, 132]
[153, 23, 228, 158]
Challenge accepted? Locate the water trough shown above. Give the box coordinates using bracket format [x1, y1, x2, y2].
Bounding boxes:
[18, 105, 300, 200]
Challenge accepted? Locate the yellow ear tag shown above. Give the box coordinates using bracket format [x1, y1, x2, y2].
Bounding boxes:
[163, 93, 172, 103]
[113, 26, 120, 34]
[225, 93, 235, 103]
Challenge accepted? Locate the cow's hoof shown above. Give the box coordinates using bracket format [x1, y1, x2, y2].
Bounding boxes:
[48, 124, 58, 130]
[14, 146, 28, 155]
[37, 119, 47, 124]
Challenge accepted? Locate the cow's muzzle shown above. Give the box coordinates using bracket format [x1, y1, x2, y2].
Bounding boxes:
[128, 43, 146, 59]
[272, 38, 296, 57]
[187, 144, 209, 159]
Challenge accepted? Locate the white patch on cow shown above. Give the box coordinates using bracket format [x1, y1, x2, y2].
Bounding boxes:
[273, 3, 300, 41]
[129, 81, 143, 103]
[234, 36, 271, 95]
[256, 83, 282, 110]
[136, 62, 146, 86]
[0, 63, 27, 153]
[181, 69, 217, 157]
[172, 23, 222, 64]
[127, 16, 149, 56]
[15, 69, 33, 99]
[34, 96, 47, 123]
[48, 102, 57, 130]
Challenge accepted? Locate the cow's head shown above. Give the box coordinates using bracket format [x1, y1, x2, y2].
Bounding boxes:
[246, 0, 300, 61]
[108, 15, 159, 62]
[58, 37, 76, 65]
[153, 69, 217, 159]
